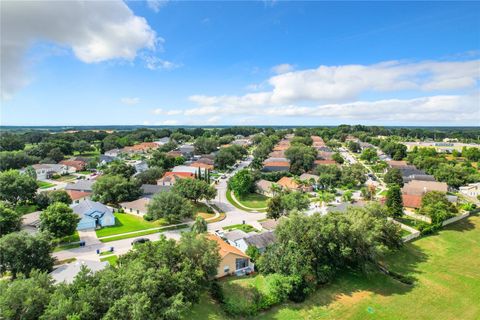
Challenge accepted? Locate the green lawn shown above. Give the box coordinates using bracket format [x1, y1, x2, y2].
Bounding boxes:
[193, 202, 215, 219]
[53, 231, 80, 252]
[16, 204, 38, 215]
[52, 174, 77, 182]
[95, 213, 166, 237]
[223, 223, 258, 233]
[185, 214, 480, 320]
[100, 255, 118, 266]
[76, 170, 93, 175]
[99, 224, 189, 243]
[237, 193, 269, 209]
[37, 181, 56, 189]
[396, 215, 426, 229]
[226, 190, 255, 212]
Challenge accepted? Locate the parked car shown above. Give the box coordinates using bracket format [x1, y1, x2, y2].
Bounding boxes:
[221, 175, 227, 179]
[132, 238, 150, 245]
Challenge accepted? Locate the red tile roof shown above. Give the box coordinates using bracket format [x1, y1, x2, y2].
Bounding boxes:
[263, 161, 290, 167]
[66, 190, 92, 201]
[207, 234, 249, 258]
[59, 160, 86, 171]
[402, 194, 422, 209]
[314, 159, 337, 165]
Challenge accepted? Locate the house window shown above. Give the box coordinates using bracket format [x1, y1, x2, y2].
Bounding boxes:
[223, 266, 230, 273]
[236, 258, 248, 270]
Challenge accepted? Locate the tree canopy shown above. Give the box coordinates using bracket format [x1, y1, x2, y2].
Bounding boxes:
[92, 174, 141, 204]
[172, 178, 216, 202]
[228, 169, 255, 197]
[0, 201, 22, 237]
[0, 170, 38, 205]
[40, 202, 79, 238]
[146, 191, 194, 223]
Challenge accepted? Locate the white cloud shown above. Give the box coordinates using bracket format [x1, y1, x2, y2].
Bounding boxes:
[1, 0, 157, 99]
[188, 59, 480, 108]
[120, 97, 140, 105]
[206, 116, 221, 124]
[157, 119, 179, 125]
[177, 93, 479, 124]
[152, 108, 182, 115]
[147, 0, 169, 13]
[143, 56, 180, 70]
[271, 63, 294, 74]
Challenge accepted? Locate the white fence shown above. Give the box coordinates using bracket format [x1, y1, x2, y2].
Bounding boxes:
[390, 218, 421, 243]
[404, 210, 431, 223]
[442, 211, 470, 227]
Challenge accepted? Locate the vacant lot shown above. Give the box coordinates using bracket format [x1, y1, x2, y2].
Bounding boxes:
[186, 214, 480, 320]
[96, 213, 166, 237]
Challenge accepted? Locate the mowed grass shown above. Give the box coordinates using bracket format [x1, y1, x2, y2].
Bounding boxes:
[237, 193, 269, 209]
[95, 212, 166, 237]
[185, 214, 480, 320]
[37, 181, 56, 189]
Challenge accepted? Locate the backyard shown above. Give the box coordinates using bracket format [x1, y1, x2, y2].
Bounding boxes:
[95, 212, 166, 238]
[186, 214, 480, 319]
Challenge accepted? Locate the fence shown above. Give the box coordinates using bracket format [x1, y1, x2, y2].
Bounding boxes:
[442, 211, 470, 227]
[404, 210, 431, 223]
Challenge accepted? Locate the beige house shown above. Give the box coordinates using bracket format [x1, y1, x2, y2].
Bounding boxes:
[256, 179, 275, 197]
[120, 197, 150, 216]
[402, 180, 448, 196]
[207, 234, 253, 278]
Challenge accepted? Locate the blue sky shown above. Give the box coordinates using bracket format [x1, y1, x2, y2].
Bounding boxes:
[1, 1, 479, 126]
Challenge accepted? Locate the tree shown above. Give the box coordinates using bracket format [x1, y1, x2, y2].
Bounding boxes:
[47, 148, 64, 163]
[340, 164, 367, 187]
[172, 178, 216, 203]
[228, 169, 255, 197]
[135, 167, 165, 185]
[316, 165, 342, 190]
[214, 148, 236, 170]
[361, 184, 376, 200]
[258, 204, 402, 293]
[347, 141, 361, 153]
[385, 185, 403, 218]
[281, 191, 310, 212]
[332, 152, 344, 164]
[48, 190, 72, 205]
[40, 203, 79, 238]
[194, 136, 218, 154]
[0, 231, 54, 278]
[342, 190, 353, 203]
[0, 271, 54, 320]
[359, 148, 378, 163]
[24, 166, 37, 180]
[246, 245, 261, 263]
[0, 133, 25, 151]
[147, 191, 194, 223]
[285, 145, 317, 175]
[191, 216, 208, 234]
[103, 161, 136, 178]
[0, 170, 38, 205]
[92, 175, 141, 204]
[384, 168, 404, 187]
[72, 140, 94, 154]
[266, 195, 285, 220]
[418, 191, 457, 224]
[0, 201, 22, 237]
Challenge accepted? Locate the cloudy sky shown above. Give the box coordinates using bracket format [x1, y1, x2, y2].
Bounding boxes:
[1, 1, 479, 126]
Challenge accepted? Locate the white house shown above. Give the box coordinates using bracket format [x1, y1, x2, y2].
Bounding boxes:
[459, 182, 480, 198]
[172, 165, 206, 175]
[27, 164, 74, 180]
[104, 149, 122, 157]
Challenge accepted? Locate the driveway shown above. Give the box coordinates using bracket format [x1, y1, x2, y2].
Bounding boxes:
[78, 229, 101, 245]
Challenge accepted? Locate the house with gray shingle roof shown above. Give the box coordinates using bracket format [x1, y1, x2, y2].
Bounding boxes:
[72, 200, 115, 230]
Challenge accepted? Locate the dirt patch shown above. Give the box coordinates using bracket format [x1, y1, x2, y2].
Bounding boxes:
[334, 291, 371, 306]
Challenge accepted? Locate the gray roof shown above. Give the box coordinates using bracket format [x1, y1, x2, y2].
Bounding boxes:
[259, 219, 279, 230]
[65, 179, 95, 192]
[224, 229, 249, 242]
[141, 184, 171, 195]
[50, 260, 108, 284]
[22, 211, 42, 227]
[72, 200, 112, 219]
[403, 174, 436, 183]
[244, 231, 275, 249]
[398, 166, 426, 177]
[99, 155, 115, 163]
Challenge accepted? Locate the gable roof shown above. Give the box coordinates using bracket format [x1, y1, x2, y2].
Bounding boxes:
[402, 194, 422, 209]
[299, 173, 319, 181]
[224, 229, 249, 242]
[277, 176, 299, 189]
[72, 200, 112, 219]
[256, 179, 274, 192]
[207, 234, 249, 258]
[120, 197, 150, 213]
[65, 180, 95, 192]
[402, 180, 448, 196]
[66, 190, 92, 201]
[244, 231, 275, 249]
[259, 219, 280, 230]
[263, 161, 290, 168]
[141, 184, 171, 195]
[59, 160, 86, 170]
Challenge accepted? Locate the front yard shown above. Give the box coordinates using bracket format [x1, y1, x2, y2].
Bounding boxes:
[52, 174, 77, 182]
[223, 223, 259, 233]
[37, 181, 56, 189]
[237, 193, 269, 209]
[95, 212, 166, 238]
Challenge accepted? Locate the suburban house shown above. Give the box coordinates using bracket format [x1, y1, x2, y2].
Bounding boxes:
[166, 150, 183, 158]
[459, 182, 480, 198]
[59, 160, 86, 171]
[402, 194, 423, 209]
[123, 142, 159, 154]
[141, 184, 171, 196]
[262, 161, 290, 172]
[28, 163, 74, 180]
[126, 160, 148, 173]
[259, 218, 280, 231]
[157, 172, 195, 186]
[207, 234, 254, 278]
[299, 173, 320, 187]
[268, 150, 286, 158]
[50, 260, 108, 284]
[190, 161, 214, 170]
[277, 176, 302, 191]
[403, 174, 436, 183]
[154, 137, 170, 145]
[21, 211, 42, 234]
[228, 231, 276, 253]
[72, 200, 115, 230]
[402, 180, 449, 196]
[99, 155, 116, 165]
[172, 165, 206, 175]
[314, 159, 337, 166]
[264, 157, 290, 163]
[66, 190, 92, 204]
[104, 149, 123, 157]
[65, 179, 95, 193]
[178, 144, 195, 158]
[256, 179, 275, 197]
[120, 197, 150, 216]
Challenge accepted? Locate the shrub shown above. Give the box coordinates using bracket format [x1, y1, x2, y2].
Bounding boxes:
[209, 280, 224, 303]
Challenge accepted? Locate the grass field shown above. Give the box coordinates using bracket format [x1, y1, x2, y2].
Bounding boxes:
[223, 223, 258, 233]
[237, 193, 269, 209]
[95, 213, 166, 237]
[37, 181, 56, 189]
[185, 214, 480, 320]
[99, 224, 189, 242]
[226, 191, 255, 212]
[100, 255, 118, 266]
